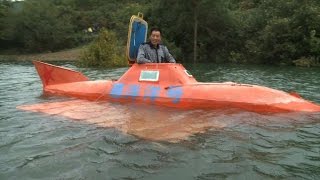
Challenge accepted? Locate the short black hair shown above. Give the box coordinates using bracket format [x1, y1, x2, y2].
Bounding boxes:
[150, 27, 161, 34]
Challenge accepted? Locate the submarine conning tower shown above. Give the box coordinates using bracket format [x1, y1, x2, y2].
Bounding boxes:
[117, 63, 198, 87]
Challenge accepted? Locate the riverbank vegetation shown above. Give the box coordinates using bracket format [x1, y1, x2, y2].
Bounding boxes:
[78, 29, 126, 67]
[1, 0, 320, 67]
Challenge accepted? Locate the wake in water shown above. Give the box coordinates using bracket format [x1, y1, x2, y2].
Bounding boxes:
[17, 100, 320, 143]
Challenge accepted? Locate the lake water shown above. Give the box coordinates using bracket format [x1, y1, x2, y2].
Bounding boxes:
[0, 61, 319, 179]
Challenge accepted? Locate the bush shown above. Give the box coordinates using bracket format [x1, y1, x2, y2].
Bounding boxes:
[78, 29, 127, 68]
[293, 57, 320, 67]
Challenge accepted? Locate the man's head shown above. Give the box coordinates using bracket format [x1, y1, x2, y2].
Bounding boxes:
[149, 27, 162, 46]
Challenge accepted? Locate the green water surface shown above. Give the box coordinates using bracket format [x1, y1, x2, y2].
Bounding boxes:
[0, 61, 319, 179]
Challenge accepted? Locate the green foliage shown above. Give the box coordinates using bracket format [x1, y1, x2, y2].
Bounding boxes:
[228, 0, 320, 65]
[1, 0, 320, 66]
[293, 56, 320, 67]
[78, 29, 126, 67]
[69, 0, 151, 44]
[0, 0, 152, 53]
[147, 0, 320, 66]
[2, 0, 77, 52]
[148, 0, 237, 63]
[0, 0, 12, 46]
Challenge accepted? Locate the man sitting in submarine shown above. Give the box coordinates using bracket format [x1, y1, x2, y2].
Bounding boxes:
[137, 27, 176, 64]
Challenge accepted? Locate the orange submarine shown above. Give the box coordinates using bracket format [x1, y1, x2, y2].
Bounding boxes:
[32, 14, 320, 113]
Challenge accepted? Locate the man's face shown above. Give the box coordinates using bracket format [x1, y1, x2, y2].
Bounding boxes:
[150, 30, 161, 46]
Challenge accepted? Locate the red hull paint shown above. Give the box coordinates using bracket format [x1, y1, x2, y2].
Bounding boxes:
[33, 61, 320, 113]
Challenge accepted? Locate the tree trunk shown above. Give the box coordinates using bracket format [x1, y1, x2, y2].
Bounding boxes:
[193, 0, 198, 64]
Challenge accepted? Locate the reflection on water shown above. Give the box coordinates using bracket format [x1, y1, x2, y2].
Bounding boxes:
[0, 61, 320, 179]
[18, 100, 229, 142]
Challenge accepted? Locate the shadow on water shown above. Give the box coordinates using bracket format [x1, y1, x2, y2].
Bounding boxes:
[1, 61, 320, 179]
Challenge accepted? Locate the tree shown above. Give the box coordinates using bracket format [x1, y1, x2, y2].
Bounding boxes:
[192, 0, 200, 64]
[0, 0, 12, 48]
[0, 0, 153, 54]
[232, 0, 320, 65]
[78, 29, 126, 67]
[148, 0, 236, 63]
[2, 0, 76, 52]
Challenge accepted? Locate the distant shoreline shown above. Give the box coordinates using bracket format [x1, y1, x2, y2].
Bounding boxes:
[0, 48, 82, 61]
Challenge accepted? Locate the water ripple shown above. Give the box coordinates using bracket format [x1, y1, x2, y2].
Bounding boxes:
[1, 61, 320, 179]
